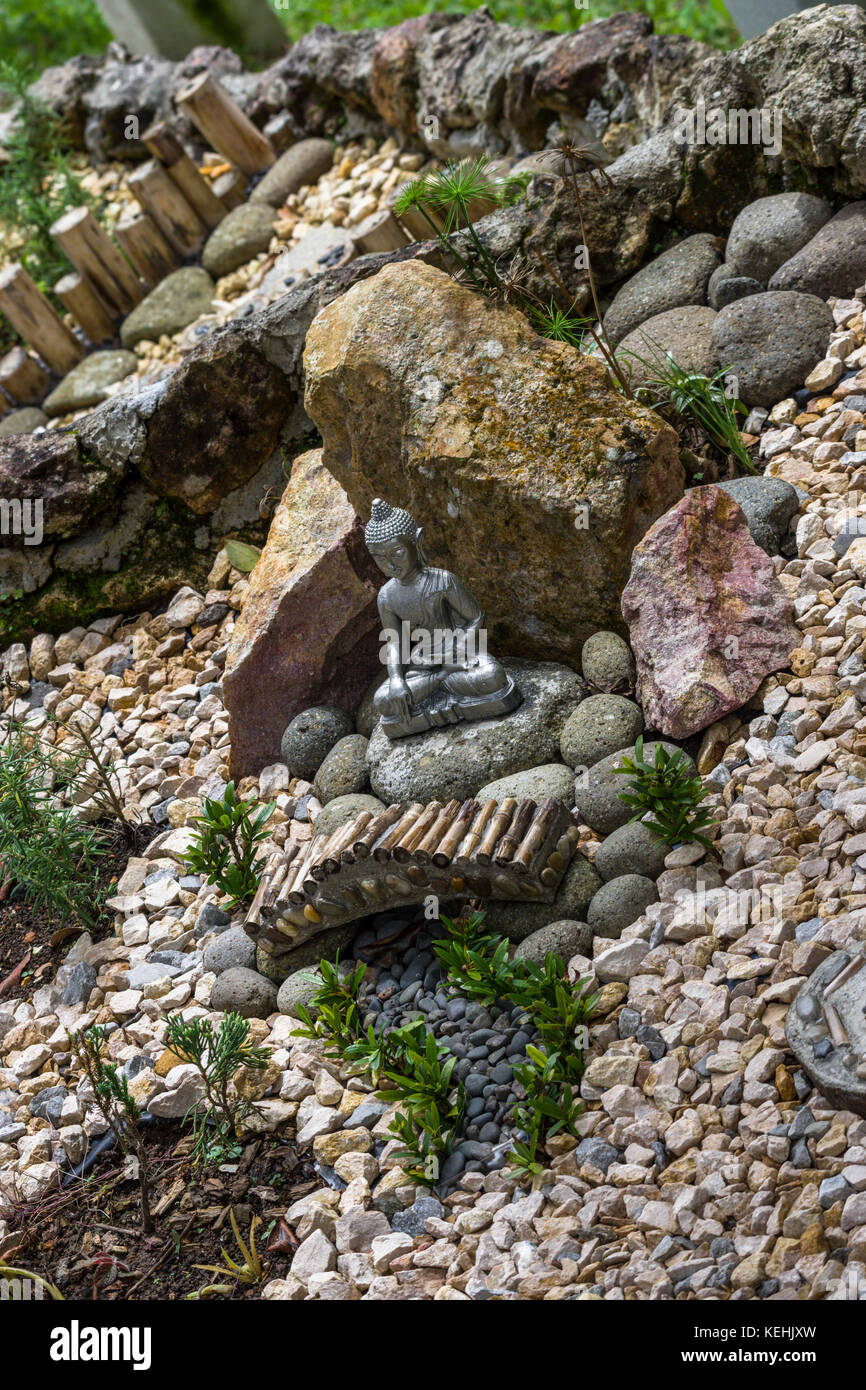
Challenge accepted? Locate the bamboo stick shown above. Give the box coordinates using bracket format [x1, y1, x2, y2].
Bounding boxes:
[114, 214, 180, 288]
[824, 952, 866, 998]
[415, 800, 461, 863]
[373, 803, 424, 860]
[434, 800, 477, 866]
[0, 346, 50, 404]
[53, 271, 116, 344]
[0, 263, 84, 373]
[348, 804, 403, 860]
[474, 798, 518, 865]
[316, 813, 372, 874]
[493, 799, 536, 868]
[128, 159, 207, 258]
[50, 208, 143, 315]
[824, 1001, 850, 1047]
[142, 121, 226, 228]
[395, 802, 443, 860]
[287, 834, 326, 902]
[454, 800, 498, 865]
[175, 72, 276, 176]
[512, 798, 560, 871]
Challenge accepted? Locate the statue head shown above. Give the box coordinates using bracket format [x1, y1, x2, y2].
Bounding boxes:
[365, 498, 427, 582]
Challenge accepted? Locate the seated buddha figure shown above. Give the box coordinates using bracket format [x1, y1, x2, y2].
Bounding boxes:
[365, 497, 521, 739]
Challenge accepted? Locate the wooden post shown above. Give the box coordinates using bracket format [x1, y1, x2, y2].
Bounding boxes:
[53, 272, 116, 345]
[0, 346, 50, 404]
[352, 209, 411, 256]
[127, 160, 206, 258]
[114, 214, 180, 288]
[393, 201, 445, 242]
[0, 264, 83, 373]
[175, 72, 276, 176]
[211, 168, 247, 211]
[263, 112, 297, 153]
[50, 208, 144, 317]
[142, 122, 226, 229]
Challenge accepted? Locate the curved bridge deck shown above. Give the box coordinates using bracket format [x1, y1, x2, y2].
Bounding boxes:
[245, 795, 579, 955]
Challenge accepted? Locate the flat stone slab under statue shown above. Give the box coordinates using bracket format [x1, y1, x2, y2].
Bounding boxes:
[366, 659, 585, 804]
[786, 950, 866, 1118]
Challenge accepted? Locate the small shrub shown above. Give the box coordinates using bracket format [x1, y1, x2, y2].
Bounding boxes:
[614, 734, 717, 847]
[291, 957, 367, 1049]
[627, 351, 757, 475]
[163, 1011, 272, 1165]
[0, 717, 113, 928]
[181, 781, 275, 908]
[69, 1025, 154, 1233]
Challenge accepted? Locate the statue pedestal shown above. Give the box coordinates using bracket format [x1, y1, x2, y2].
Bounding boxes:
[366, 659, 585, 804]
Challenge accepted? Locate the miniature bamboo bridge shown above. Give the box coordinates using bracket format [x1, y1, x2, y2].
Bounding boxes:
[245, 796, 580, 955]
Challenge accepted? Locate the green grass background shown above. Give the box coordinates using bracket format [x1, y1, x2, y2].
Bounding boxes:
[1, 0, 738, 82]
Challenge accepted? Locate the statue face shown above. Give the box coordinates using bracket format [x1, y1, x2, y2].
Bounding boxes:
[368, 535, 420, 582]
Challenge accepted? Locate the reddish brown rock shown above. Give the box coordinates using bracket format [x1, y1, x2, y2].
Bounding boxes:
[303, 259, 683, 664]
[621, 486, 797, 738]
[223, 449, 383, 778]
[370, 16, 434, 135]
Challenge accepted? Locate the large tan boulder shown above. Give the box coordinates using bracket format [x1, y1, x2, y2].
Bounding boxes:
[303, 261, 683, 663]
[223, 450, 383, 778]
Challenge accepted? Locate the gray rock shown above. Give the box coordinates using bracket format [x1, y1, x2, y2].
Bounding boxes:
[725, 192, 833, 283]
[587, 873, 658, 938]
[576, 740, 694, 836]
[126, 961, 181, 989]
[476, 762, 575, 804]
[594, 819, 668, 881]
[708, 269, 764, 310]
[0, 407, 48, 437]
[209, 966, 277, 1019]
[256, 922, 358, 982]
[249, 139, 335, 207]
[195, 901, 232, 937]
[603, 234, 722, 348]
[391, 1195, 443, 1236]
[120, 267, 215, 348]
[29, 1085, 68, 1124]
[60, 961, 97, 1006]
[513, 919, 593, 965]
[202, 204, 276, 278]
[277, 966, 325, 1019]
[313, 733, 370, 803]
[560, 693, 643, 770]
[484, 852, 602, 943]
[312, 793, 385, 838]
[615, 305, 718, 389]
[769, 201, 866, 299]
[354, 673, 383, 738]
[202, 925, 257, 975]
[43, 351, 138, 417]
[576, 1137, 618, 1172]
[716, 476, 800, 555]
[367, 659, 584, 804]
[281, 705, 353, 780]
[819, 1174, 851, 1209]
[580, 631, 636, 692]
[711, 291, 834, 408]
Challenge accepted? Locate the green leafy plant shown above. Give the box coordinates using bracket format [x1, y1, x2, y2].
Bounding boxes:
[0, 716, 113, 928]
[1, 0, 110, 81]
[529, 299, 588, 349]
[69, 1026, 154, 1233]
[614, 734, 718, 847]
[181, 781, 275, 908]
[378, 1021, 464, 1186]
[188, 1210, 264, 1299]
[163, 1012, 272, 1165]
[511, 1044, 582, 1179]
[291, 957, 367, 1049]
[626, 351, 757, 474]
[0, 1262, 64, 1299]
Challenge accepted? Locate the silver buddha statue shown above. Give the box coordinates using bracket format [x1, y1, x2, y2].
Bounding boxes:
[365, 498, 521, 739]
